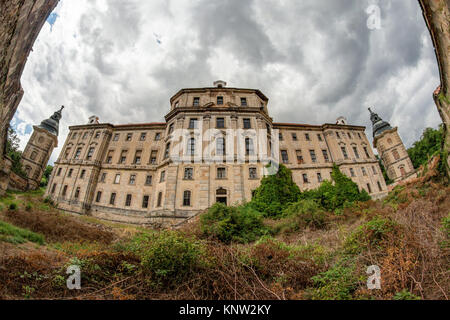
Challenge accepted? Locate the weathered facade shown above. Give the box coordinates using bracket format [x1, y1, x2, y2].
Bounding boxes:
[46, 83, 388, 227]
[369, 108, 417, 183]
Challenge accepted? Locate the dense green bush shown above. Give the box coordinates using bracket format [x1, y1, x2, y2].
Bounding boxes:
[8, 203, 17, 211]
[282, 199, 327, 229]
[300, 165, 370, 212]
[131, 231, 206, 286]
[407, 125, 443, 169]
[344, 216, 396, 254]
[249, 164, 301, 217]
[201, 203, 268, 244]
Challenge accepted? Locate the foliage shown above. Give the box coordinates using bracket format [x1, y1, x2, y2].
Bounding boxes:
[376, 155, 394, 185]
[344, 216, 396, 254]
[282, 199, 327, 229]
[201, 203, 268, 244]
[9, 203, 17, 211]
[6, 127, 27, 178]
[299, 165, 371, 212]
[0, 220, 45, 245]
[130, 231, 206, 286]
[407, 125, 444, 169]
[249, 164, 301, 217]
[393, 290, 421, 300]
[40, 165, 53, 187]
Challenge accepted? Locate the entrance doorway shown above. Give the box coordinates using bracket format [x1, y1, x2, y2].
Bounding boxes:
[216, 188, 227, 205]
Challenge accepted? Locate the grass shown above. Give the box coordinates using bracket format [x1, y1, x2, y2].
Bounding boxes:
[0, 220, 45, 245]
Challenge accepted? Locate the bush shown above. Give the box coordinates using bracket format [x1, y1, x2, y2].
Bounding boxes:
[9, 203, 17, 211]
[393, 290, 421, 300]
[133, 231, 206, 286]
[25, 204, 32, 212]
[345, 216, 396, 254]
[249, 164, 301, 217]
[282, 199, 327, 229]
[201, 203, 268, 244]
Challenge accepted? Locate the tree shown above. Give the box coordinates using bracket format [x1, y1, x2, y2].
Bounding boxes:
[6, 127, 26, 178]
[407, 125, 444, 169]
[376, 155, 393, 185]
[40, 165, 53, 187]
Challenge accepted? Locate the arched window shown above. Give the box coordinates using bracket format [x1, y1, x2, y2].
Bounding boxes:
[183, 191, 191, 206]
[216, 188, 227, 205]
[392, 149, 400, 161]
[399, 166, 406, 177]
[30, 151, 38, 160]
[157, 192, 163, 207]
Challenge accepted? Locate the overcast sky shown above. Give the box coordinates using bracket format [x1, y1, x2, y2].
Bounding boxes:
[11, 0, 442, 164]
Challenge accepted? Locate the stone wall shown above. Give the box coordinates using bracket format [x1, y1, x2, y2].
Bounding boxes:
[0, 0, 59, 195]
[8, 171, 28, 191]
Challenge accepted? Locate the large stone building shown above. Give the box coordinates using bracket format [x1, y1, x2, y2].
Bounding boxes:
[45, 82, 388, 227]
[369, 108, 417, 183]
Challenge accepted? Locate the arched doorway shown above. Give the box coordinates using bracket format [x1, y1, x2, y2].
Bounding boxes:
[216, 188, 227, 205]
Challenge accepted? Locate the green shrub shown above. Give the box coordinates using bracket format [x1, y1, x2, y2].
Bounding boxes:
[133, 231, 206, 286]
[201, 203, 268, 244]
[25, 203, 32, 211]
[309, 260, 357, 300]
[282, 199, 327, 229]
[345, 216, 396, 254]
[0, 220, 45, 245]
[393, 290, 421, 300]
[8, 203, 17, 211]
[249, 164, 301, 217]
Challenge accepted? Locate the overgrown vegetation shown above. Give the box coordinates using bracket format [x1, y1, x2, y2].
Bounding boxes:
[0, 220, 45, 245]
[408, 125, 444, 169]
[6, 127, 26, 178]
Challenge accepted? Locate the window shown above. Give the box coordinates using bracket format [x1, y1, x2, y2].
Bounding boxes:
[125, 194, 132, 207]
[74, 187, 80, 199]
[30, 150, 38, 161]
[187, 138, 196, 156]
[363, 147, 370, 158]
[126, 133, 133, 141]
[96, 191, 102, 203]
[322, 150, 330, 162]
[62, 185, 68, 197]
[387, 138, 393, 145]
[216, 137, 225, 156]
[145, 175, 152, 185]
[134, 150, 142, 164]
[114, 174, 121, 184]
[193, 97, 200, 106]
[216, 117, 225, 128]
[309, 150, 317, 163]
[113, 134, 119, 141]
[183, 191, 191, 206]
[150, 150, 158, 164]
[296, 150, 304, 164]
[100, 172, 107, 183]
[362, 167, 367, 176]
[243, 118, 251, 129]
[393, 149, 400, 161]
[160, 171, 166, 182]
[240, 97, 247, 106]
[140, 133, 147, 141]
[372, 166, 377, 175]
[110, 193, 116, 205]
[377, 181, 383, 192]
[279, 133, 283, 141]
[245, 138, 254, 156]
[292, 133, 298, 141]
[86, 147, 95, 160]
[367, 183, 372, 194]
[184, 168, 193, 180]
[358, 133, 362, 139]
[142, 195, 149, 208]
[217, 96, 223, 105]
[129, 174, 136, 185]
[350, 168, 356, 177]
[71, 133, 77, 139]
[317, 134, 323, 141]
[305, 133, 310, 141]
[119, 150, 127, 164]
[336, 132, 341, 139]
[217, 167, 226, 179]
[51, 184, 56, 194]
[68, 169, 73, 177]
[80, 170, 86, 179]
[168, 124, 174, 135]
[64, 148, 71, 159]
[164, 143, 170, 159]
[341, 146, 348, 159]
[57, 168, 62, 176]
[74, 148, 82, 159]
[281, 150, 289, 164]
[83, 132, 88, 140]
[249, 167, 257, 179]
[189, 118, 198, 129]
[348, 132, 352, 139]
[157, 192, 163, 207]
[400, 166, 406, 176]
[106, 150, 114, 164]
[317, 173, 323, 183]
[155, 132, 161, 141]
[303, 174, 309, 184]
[353, 146, 360, 159]
[94, 132, 100, 139]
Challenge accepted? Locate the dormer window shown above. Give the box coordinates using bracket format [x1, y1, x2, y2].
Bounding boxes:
[240, 98, 247, 106]
[193, 97, 200, 107]
[217, 96, 224, 105]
